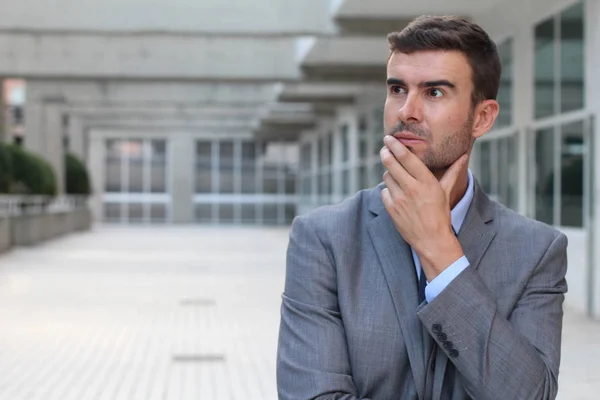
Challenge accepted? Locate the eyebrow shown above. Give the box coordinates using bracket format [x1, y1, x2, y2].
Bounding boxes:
[386, 78, 456, 89]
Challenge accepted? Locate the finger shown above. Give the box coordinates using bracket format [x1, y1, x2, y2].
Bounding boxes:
[439, 154, 470, 199]
[383, 135, 432, 182]
[381, 187, 396, 213]
[380, 145, 415, 189]
[382, 170, 403, 199]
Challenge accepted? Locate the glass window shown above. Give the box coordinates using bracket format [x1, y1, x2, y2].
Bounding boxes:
[300, 142, 312, 174]
[263, 204, 279, 225]
[285, 204, 296, 224]
[372, 161, 385, 185]
[560, 121, 584, 227]
[318, 173, 328, 194]
[373, 107, 384, 156]
[505, 135, 518, 210]
[241, 142, 256, 194]
[340, 124, 349, 163]
[104, 203, 121, 222]
[327, 132, 333, 167]
[560, 2, 584, 113]
[196, 203, 212, 223]
[359, 165, 368, 190]
[535, 18, 556, 119]
[150, 140, 167, 193]
[479, 141, 492, 194]
[263, 165, 279, 194]
[150, 203, 167, 223]
[535, 128, 555, 225]
[241, 204, 256, 224]
[301, 176, 311, 197]
[342, 170, 350, 195]
[535, 2, 585, 119]
[496, 39, 513, 128]
[127, 140, 144, 193]
[218, 204, 235, 223]
[358, 115, 369, 160]
[195, 141, 212, 193]
[219, 141, 235, 194]
[105, 139, 122, 192]
[318, 135, 324, 167]
[128, 203, 144, 222]
[285, 174, 296, 194]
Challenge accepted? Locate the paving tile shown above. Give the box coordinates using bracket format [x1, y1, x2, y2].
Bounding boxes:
[0, 225, 597, 399]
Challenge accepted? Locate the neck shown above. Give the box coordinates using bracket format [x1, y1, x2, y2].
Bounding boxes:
[432, 167, 469, 209]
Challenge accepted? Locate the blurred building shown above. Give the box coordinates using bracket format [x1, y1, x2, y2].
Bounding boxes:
[0, 0, 598, 318]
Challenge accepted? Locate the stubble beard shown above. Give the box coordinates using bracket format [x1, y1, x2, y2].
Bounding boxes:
[387, 112, 475, 175]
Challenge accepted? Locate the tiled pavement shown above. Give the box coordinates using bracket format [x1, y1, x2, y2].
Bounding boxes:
[0, 226, 598, 400]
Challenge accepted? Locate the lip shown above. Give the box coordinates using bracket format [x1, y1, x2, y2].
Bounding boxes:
[392, 133, 426, 145]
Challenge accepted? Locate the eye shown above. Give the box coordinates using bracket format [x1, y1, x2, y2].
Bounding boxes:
[390, 86, 406, 95]
[428, 88, 444, 98]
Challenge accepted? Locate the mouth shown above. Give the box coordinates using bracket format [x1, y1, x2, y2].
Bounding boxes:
[392, 132, 426, 146]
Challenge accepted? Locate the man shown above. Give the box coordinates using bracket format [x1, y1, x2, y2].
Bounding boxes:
[276, 15, 568, 400]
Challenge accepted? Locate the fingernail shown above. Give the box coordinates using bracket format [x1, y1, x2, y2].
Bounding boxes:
[383, 135, 392, 143]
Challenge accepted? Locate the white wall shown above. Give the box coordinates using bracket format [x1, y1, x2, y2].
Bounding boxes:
[0, 35, 302, 80]
[0, 0, 334, 34]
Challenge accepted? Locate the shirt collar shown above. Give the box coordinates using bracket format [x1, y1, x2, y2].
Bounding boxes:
[450, 169, 475, 234]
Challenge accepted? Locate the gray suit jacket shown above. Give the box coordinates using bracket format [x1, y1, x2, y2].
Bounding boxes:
[276, 180, 568, 400]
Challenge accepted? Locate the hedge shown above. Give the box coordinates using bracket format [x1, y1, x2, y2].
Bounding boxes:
[8, 144, 57, 196]
[0, 142, 12, 193]
[65, 152, 91, 195]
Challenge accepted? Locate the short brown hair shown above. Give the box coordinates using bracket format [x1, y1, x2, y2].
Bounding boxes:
[387, 15, 501, 107]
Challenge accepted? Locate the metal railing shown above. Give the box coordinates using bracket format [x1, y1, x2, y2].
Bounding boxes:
[0, 195, 88, 217]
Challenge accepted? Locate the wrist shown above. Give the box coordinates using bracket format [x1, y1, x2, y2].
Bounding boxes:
[417, 236, 464, 280]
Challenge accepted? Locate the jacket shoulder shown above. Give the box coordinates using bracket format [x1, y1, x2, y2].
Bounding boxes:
[490, 200, 567, 247]
[293, 186, 378, 235]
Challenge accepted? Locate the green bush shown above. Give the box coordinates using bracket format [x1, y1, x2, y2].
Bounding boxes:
[6, 144, 57, 196]
[65, 152, 91, 195]
[0, 142, 12, 193]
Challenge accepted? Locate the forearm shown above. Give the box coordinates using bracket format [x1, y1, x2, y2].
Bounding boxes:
[418, 266, 563, 400]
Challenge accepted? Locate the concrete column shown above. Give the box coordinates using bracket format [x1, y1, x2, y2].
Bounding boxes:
[511, 20, 535, 218]
[332, 118, 342, 204]
[169, 132, 194, 223]
[68, 116, 86, 161]
[88, 134, 105, 223]
[24, 90, 65, 194]
[585, 0, 600, 319]
[347, 111, 358, 196]
[42, 103, 65, 194]
[23, 81, 45, 153]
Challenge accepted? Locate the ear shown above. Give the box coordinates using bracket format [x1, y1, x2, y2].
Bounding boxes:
[471, 100, 500, 140]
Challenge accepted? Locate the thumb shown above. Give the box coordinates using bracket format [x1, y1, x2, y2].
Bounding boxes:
[439, 154, 469, 200]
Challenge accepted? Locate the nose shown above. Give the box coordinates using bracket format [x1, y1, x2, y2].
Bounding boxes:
[397, 93, 423, 124]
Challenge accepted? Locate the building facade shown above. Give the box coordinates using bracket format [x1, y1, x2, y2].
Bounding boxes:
[1, 0, 598, 318]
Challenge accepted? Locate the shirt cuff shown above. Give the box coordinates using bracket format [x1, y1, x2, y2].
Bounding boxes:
[425, 255, 470, 303]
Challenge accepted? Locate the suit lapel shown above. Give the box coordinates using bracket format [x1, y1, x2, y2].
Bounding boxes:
[456, 179, 497, 271]
[366, 179, 497, 399]
[367, 184, 427, 399]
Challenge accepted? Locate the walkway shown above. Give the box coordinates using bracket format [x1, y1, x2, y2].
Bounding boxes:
[0, 226, 597, 399]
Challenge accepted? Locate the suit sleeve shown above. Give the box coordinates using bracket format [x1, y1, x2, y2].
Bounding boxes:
[417, 232, 568, 400]
[276, 215, 370, 400]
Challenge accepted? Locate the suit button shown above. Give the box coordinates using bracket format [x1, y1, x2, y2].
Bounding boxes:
[432, 324, 443, 333]
[437, 332, 447, 341]
[443, 341, 453, 350]
[449, 349, 459, 358]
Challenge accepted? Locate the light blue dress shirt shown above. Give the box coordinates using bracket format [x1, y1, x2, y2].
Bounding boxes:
[411, 169, 474, 303]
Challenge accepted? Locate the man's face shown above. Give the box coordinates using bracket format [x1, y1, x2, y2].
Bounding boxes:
[384, 50, 476, 174]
